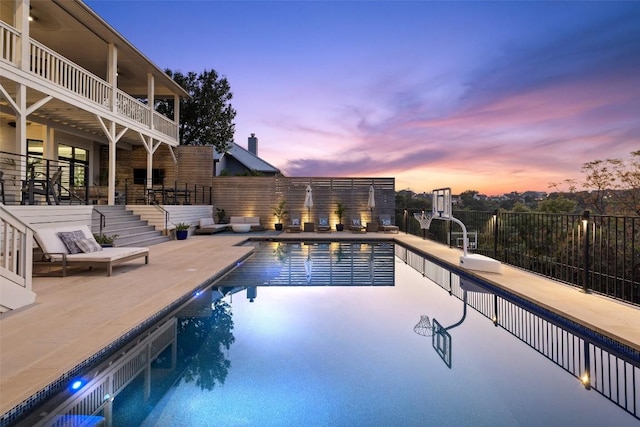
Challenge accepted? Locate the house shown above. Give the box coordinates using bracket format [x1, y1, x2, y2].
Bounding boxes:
[0, 0, 188, 310]
[0, 0, 189, 205]
[215, 133, 280, 176]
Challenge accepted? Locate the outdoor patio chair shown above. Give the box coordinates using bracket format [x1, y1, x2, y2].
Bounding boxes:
[22, 167, 63, 205]
[379, 214, 399, 233]
[348, 217, 366, 233]
[317, 216, 331, 233]
[285, 217, 302, 233]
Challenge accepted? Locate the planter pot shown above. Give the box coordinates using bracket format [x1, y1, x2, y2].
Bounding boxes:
[336, 224, 344, 232]
[275, 223, 283, 231]
[176, 230, 188, 240]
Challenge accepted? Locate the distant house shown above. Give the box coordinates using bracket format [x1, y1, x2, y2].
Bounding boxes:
[214, 134, 280, 176]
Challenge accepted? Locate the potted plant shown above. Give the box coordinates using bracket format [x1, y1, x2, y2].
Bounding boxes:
[272, 200, 288, 231]
[175, 222, 190, 240]
[334, 202, 346, 231]
[215, 208, 227, 223]
[93, 233, 118, 248]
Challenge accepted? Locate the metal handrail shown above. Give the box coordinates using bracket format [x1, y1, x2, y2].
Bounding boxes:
[152, 203, 170, 231]
[93, 208, 106, 236]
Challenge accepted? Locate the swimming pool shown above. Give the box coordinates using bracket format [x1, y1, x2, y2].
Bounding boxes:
[15, 241, 640, 426]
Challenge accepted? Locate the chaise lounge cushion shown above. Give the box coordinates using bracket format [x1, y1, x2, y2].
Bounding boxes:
[34, 224, 149, 276]
[199, 217, 215, 227]
[195, 217, 230, 234]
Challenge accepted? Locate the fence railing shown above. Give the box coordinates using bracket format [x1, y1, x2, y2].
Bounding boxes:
[395, 245, 640, 421]
[396, 208, 640, 306]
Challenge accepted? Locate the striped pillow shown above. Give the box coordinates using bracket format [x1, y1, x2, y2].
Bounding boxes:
[76, 237, 103, 253]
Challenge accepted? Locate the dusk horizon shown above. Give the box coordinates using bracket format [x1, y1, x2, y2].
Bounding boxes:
[86, 1, 640, 196]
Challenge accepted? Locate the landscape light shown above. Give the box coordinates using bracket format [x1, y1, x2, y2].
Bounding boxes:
[582, 210, 590, 229]
[581, 373, 591, 390]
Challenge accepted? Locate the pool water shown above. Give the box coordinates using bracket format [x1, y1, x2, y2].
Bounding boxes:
[18, 242, 639, 426]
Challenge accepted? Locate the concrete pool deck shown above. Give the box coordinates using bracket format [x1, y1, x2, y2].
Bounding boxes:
[1, 231, 639, 419]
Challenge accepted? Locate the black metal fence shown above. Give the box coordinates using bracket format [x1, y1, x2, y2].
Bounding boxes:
[396, 209, 640, 306]
[396, 245, 640, 421]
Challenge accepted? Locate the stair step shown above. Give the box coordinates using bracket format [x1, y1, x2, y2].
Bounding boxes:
[92, 220, 150, 230]
[119, 235, 171, 247]
[91, 206, 168, 247]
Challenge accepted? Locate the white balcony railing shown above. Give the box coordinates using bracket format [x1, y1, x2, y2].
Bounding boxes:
[0, 204, 33, 292]
[0, 20, 19, 64]
[0, 21, 178, 142]
[30, 39, 112, 107]
[116, 91, 151, 127]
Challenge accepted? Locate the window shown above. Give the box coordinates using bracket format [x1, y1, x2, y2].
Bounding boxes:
[133, 168, 164, 185]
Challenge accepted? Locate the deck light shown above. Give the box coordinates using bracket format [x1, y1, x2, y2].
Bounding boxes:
[581, 373, 591, 390]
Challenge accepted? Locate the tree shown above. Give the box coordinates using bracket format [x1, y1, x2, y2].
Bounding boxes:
[582, 150, 640, 216]
[537, 195, 577, 213]
[157, 69, 236, 152]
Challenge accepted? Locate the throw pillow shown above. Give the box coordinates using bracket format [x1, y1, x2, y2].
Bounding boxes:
[382, 218, 391, 226]
[319, 218, 328, 226]
[57, 230, 85, 254]
[292, 218, 300, 225]
[352, 218, 361, 226]
[76, 237, 103, 253]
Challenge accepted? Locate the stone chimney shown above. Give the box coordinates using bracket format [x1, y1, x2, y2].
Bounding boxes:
[248, 133, 258, 155]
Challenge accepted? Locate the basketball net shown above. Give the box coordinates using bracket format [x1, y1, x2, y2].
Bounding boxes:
[413, 211, 434, 230]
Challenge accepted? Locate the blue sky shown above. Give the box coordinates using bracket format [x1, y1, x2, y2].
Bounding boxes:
[86, 1, 640, 195]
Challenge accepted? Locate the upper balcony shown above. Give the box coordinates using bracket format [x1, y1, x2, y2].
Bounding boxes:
[0, 0, 187, 146]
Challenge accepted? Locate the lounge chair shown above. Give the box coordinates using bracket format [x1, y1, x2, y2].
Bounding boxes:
[285, 217, 302, 233]
[33, 224, 149, 277]
[379, 214, 399, 233]
[194, 217, 230, 234]
[317, 217, 331, 233]
[348, 217, 366, 233]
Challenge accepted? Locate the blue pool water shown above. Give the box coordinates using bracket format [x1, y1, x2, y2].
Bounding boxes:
[16, 242, 640, 426]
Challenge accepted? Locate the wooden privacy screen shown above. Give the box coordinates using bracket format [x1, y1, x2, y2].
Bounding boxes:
[211, 176, 395, 229]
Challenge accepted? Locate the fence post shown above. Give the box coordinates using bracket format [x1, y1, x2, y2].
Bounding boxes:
[581, 210, 590, 294]
[404, 209, 408, 234]
[493, 209, 499, 259]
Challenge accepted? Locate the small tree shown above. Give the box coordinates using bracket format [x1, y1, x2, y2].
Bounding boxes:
[582, 150, 640, 216]
[334, 202, 346, 225]
[272, 201, 288, 224]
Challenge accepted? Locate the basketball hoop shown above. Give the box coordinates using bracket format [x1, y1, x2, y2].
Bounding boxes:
[413, 315, 433, 337]
[413, 211, 433, 230]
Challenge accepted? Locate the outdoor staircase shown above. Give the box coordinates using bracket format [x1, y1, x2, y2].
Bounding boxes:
[91, 206, 170, 247]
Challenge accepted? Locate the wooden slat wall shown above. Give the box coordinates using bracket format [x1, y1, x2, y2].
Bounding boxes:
[212, 177, 395, 229]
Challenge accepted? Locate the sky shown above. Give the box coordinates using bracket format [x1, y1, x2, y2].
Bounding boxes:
[85, 1, 640, 196]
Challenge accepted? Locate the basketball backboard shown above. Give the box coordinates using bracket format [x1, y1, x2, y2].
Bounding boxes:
[432, 318, 452, 368]
[432, 187, 452, 219]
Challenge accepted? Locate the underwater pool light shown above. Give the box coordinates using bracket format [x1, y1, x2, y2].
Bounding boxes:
[70, 379, 84, 391]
